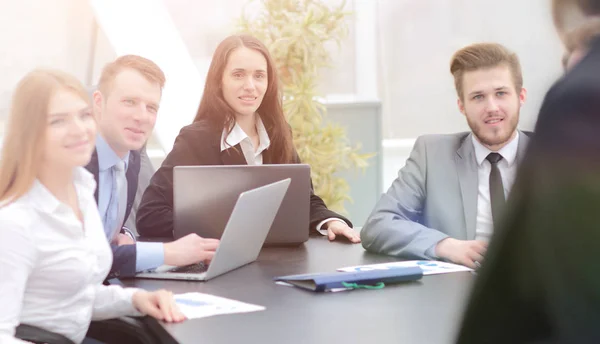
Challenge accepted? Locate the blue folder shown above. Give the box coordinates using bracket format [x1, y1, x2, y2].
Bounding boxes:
[274, 267, 423, 292]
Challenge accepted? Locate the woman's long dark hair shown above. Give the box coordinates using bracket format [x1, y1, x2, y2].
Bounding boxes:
[194, 34, 294, 164]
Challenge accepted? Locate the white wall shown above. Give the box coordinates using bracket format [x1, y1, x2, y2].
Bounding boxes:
[376, 0, 565, 140]
[162, 0, 568, 141]
[162, 0, 356, 96]
[0, 0, 571, 202]
[0, 0, 354, 145]
[0, 0, 102, 125]
[0, 0, 567, 142]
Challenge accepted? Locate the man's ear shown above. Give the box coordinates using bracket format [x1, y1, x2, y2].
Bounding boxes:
[519, 87, 527, 105]
[92, 90, 103, 120]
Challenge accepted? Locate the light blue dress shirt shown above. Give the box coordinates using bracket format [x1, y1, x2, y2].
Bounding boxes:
[95, 135, 164, 272]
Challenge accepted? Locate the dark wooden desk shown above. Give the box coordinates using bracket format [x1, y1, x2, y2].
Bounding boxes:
[123, 237, 475, 344]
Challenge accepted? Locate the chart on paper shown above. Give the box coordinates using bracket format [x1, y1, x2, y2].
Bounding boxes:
[338, 260, 473, 275]
[174, 293, 265, 319]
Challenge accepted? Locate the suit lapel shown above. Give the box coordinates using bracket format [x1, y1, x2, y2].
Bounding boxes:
[455, 134, 478, 240]
[220, 144, 248, 165]
[263, 148, 273, 164]
[124, 150, 140, 222]
[516, 130, 530, 164]
[86, 149, 101, 203]
[210, 125, 248, 166]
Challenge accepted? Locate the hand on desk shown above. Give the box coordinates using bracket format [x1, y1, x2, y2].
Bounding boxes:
[325, 220, 361, 243]
[435, 238, 487, 269]
[164, 233, 220, 266]
[133, 289, 186, 323]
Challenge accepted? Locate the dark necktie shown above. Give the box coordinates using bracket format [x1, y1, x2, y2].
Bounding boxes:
[486, 153, 505, 225]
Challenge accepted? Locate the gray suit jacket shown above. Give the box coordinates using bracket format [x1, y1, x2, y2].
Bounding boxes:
[361, 131, 530, 259]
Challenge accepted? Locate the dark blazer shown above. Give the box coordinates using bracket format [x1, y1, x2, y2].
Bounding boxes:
[86, 148, 141, 278]
[136, 120, 352, 238]
[456, 37, 600, 343]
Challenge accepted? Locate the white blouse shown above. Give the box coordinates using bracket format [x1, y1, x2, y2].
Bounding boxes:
[0, 167, 141, 344]
[220, 116, 271, 165]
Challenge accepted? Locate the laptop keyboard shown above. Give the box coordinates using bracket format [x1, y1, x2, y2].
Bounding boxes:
[168, 262, 208, 274]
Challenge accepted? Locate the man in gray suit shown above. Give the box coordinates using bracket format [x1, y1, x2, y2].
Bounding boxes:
[361, 43, 530, 268]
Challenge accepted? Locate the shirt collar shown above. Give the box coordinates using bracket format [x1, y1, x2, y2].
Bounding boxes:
[26, 167, 97, 214]
[220, 116, 271, 153]
[96, 135, 129, 171]
[471, 131, 520, 167]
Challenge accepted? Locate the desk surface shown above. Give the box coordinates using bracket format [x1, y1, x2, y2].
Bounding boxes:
[123, 238, 475, 344]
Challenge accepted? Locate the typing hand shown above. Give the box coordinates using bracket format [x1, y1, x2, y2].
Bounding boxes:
[164, 233, 220, 266]
[132, 289, 186, 323]
[434, 238, 488, 269]
[325, 220, 361, 243]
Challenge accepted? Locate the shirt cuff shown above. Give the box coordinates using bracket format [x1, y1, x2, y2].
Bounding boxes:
[426, 236, 449, 260]
[425, 244, 439, 259]
[135, 242, 165, 272]
[315, 218, 347, 236]
[121, 227, 137, 242]
[119, 287, 144, 317]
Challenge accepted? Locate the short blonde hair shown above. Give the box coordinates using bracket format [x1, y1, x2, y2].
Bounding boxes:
[0, 69, 89, 205]
[97, 55, 165, 96]
[449, 43, 523, 100]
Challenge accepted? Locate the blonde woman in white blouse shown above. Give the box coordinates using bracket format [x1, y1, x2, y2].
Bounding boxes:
[0, 69, 185, 344]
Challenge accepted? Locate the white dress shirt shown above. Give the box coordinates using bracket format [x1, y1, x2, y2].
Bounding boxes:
[0, 167, 141, 344]
[221, 117, 345, 233]
[471, 132, 520, 241]
[221, 116, 271, 165]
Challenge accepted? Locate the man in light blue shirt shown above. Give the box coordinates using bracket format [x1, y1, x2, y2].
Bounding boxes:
[94, 135, 164, 273]
[88, 55, 219, 278]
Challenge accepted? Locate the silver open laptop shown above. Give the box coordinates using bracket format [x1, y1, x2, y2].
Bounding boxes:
[173, 165, 310, 245]
[136, 179, 291, 281]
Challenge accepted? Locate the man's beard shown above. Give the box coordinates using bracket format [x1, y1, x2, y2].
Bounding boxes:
[467, 111, 519, 148]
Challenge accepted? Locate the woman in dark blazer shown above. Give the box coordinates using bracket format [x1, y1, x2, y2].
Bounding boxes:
[456, 1, 600, 343]
[136, 34, 360, 243]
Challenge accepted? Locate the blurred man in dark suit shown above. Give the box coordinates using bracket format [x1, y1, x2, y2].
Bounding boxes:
[456, 1, 600, 343]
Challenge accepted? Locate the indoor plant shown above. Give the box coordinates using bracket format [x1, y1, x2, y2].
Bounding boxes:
[238, 0, 373, 213]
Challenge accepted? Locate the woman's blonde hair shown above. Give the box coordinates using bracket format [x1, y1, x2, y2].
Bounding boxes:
[0, 69, 90, 205]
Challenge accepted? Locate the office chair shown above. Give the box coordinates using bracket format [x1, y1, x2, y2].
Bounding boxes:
[15, 324, 74, 344]
[16, 316, 174, 344]
[88, 317, 162, 344]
